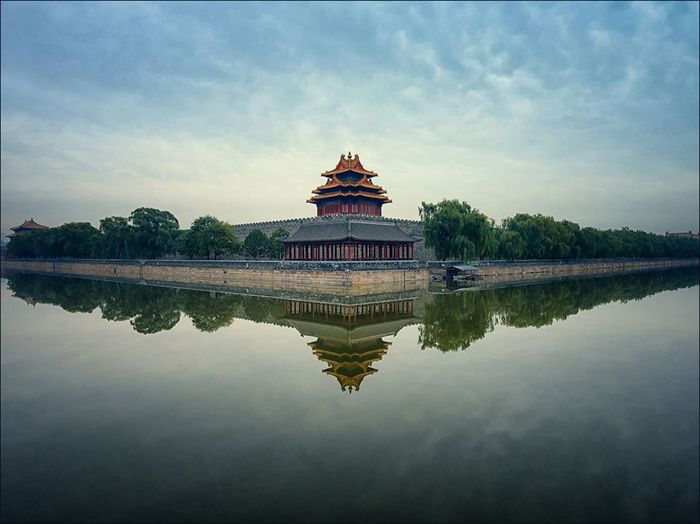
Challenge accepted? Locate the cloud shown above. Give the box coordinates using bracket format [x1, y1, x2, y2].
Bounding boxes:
[1, 1, 698, 238]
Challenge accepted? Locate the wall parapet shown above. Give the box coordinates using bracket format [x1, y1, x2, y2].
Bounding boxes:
[1, 258, 425, 271]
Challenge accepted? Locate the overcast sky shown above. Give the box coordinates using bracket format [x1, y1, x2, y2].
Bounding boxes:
[1, 1, 698, 239]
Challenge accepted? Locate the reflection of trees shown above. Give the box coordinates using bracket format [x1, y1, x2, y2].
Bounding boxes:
[7, 275, 104, 314]
[127, 287, 181, 335]
[6, 268, 698, 341]
[4, 273, 292, 335]
[99, 284, 181, 334]
[419, 291, 496, 351]
[180, 292, 242, 332]
[242, 296, 272, 323]
[420, 268, 700, 352]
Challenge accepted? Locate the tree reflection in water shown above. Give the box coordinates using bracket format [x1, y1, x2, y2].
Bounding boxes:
[4, 268, 698, 393]
[4, 268, 698, 345]
[420, 268, 699, 352]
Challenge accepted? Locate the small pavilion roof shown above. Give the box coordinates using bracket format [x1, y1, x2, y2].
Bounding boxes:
[10, 218, 49, 231]
[283, 220, 415, 244]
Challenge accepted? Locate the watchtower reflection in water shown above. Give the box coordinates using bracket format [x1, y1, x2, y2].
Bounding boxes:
[283, 299, 418, 393]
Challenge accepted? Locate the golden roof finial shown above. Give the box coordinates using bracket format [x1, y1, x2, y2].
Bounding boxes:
[348, 150, 352, 159]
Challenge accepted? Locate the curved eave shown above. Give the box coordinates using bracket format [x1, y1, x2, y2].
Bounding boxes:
[307, 191, 392, 203]
[312, 182, 387, 194]
[321, 168, 378, 178]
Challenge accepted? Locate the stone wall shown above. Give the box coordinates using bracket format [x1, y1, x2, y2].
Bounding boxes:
[1, 259, 429, 296]
[3, 257, 696, 297]
[471, 258, 697, 279]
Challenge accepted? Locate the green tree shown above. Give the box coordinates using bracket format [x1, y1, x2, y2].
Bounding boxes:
[179, 216, 239, 260]
[55, 222, 100, 258]
[420, 200, 495, 261]
[7, 232, 39, 258]
[243, 229, 270, 259]
[99, 216, 130, 259]
[126, 207, 179, 259]
[268, 228, 290, 259]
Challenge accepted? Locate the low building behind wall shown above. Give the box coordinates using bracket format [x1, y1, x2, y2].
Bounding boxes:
[230, 214, 432, 260]
[283, 219, 416, 261]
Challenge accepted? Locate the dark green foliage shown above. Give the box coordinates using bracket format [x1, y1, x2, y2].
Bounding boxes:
[179, 216, 239, 260]
[243, 229, 270, 259]
[268, 228, 290, 259]
[496, 230, 526, 260]
[126, 207, 180, 259]
[99, 216, 130, 259]
[7, 223, 100, 259]
[6, 232, 38, 258]
[7, 207, 183, 260]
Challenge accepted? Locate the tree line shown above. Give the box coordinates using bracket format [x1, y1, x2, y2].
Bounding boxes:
[6, 207, 289, 260]
[420, 200, 699, 261]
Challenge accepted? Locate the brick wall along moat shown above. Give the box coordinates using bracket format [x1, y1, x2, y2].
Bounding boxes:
[2, 257, 696, 296]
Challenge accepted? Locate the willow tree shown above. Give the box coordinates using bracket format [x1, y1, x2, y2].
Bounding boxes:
[419, 200, 496, 262]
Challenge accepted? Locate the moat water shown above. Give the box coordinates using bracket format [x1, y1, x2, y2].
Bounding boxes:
[1, 268, 698, 523]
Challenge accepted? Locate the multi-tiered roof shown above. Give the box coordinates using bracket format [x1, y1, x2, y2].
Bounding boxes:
[307, 152, 392, 216]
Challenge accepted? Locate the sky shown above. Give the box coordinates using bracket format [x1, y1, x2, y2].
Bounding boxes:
[1, 1, 698, 240]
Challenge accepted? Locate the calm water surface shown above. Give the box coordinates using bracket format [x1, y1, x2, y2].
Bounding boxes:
[1, 269, 698, 523]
